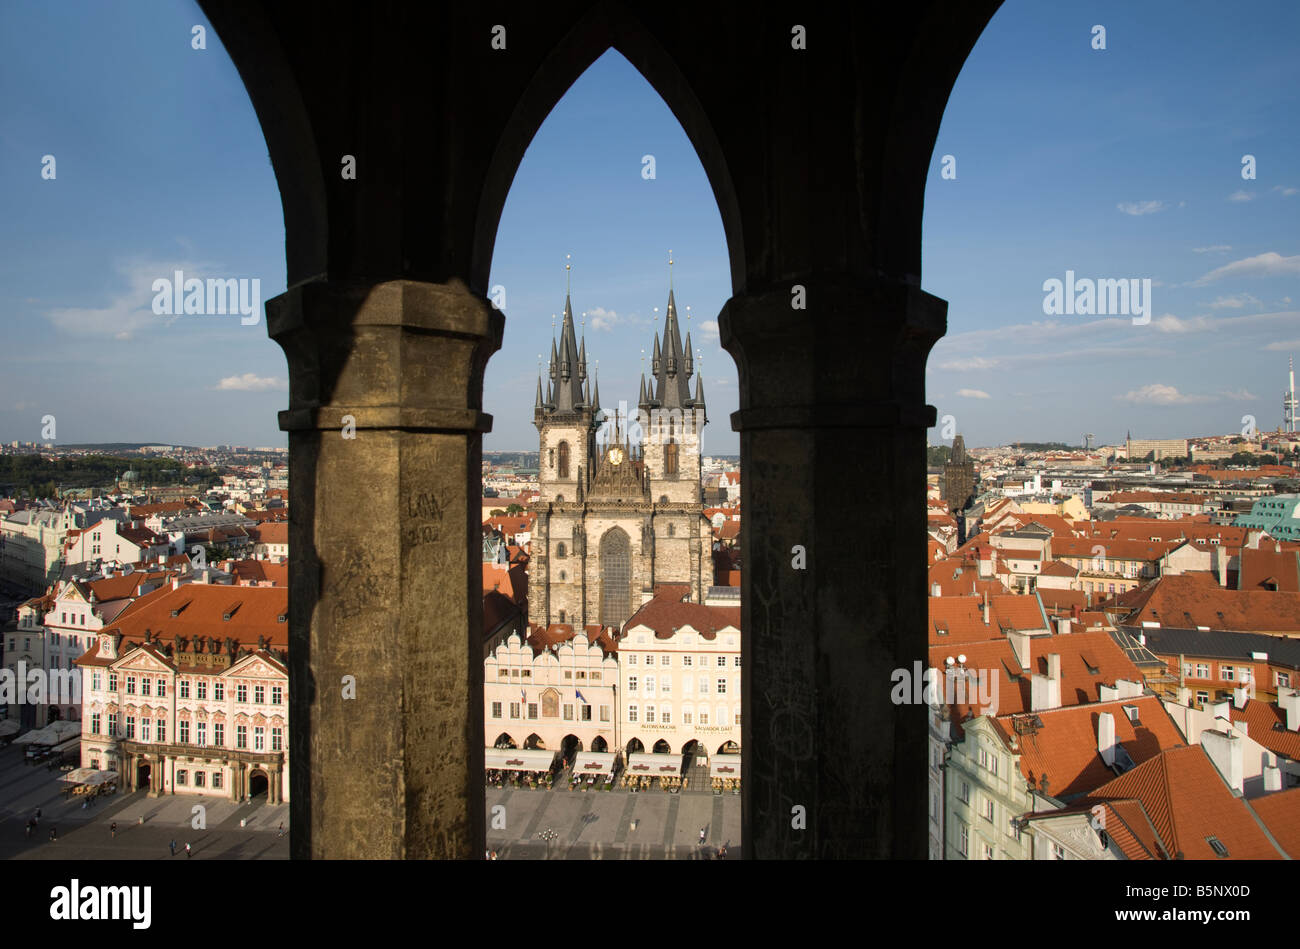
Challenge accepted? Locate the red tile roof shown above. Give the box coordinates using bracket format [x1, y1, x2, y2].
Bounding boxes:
[1083, 745, 1285, 859]
[1249, 788, 1300, 858]
[1122, 575, 1300, 634]
[1238, 546, 1300, 592]
[995, 695, 1186, 801]
[624, 586, 740, 640]
[1228, 699, 1300, 761]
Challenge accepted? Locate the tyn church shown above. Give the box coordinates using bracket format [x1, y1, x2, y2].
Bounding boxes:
[530, 287, 711, 630]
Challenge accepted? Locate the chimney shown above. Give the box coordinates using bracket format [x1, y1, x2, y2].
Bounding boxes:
[1071, 603, 1080, 620]
[931, 583, 941, 598]
[1200, 729, 1244, 795]
[1097, 711, 1116, 767]
[1056, 617, 1072, 636]
[1232, 686, 1249, 710]
[1047, 653, 1062, 708]
[1007, 628, 1031, 668]
[1280, 688, 1300, 732]
[1263, 765, 1283, 793]
[1209, 698, 1231, 724]
[1176, 686, 1191, 706]
[171, 576, 180, 591]
[982, 591, 990, 625]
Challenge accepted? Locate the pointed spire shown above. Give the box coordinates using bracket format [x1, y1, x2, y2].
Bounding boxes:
[549, 337, 558, 379]
[535, 374, 544, 411]
[583, 376, 591, 407]
[694, 371, 706, 408]
[592, 371, 601, 412]
[652, 332, 661, 376]
[684, 331, 694, 376]
[578, 335, 587, 382]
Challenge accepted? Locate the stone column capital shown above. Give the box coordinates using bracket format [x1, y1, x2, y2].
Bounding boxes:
[718, 275, 946, 431]
[267, 279, 504, 434]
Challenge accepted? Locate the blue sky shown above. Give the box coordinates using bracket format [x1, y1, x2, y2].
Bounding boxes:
[1, 1, 1296, 451]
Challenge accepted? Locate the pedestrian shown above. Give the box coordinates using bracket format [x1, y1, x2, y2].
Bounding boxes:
[36, 808, 41, 822]
[185, 842, 192, 858]
[277, 821, 285, 837]
[49, 826, 57, 842]
[699, 827, 706, 845]
[169, 840, 176, 857]
[25, 820, 33, 838]
[110, 821, 117, 839]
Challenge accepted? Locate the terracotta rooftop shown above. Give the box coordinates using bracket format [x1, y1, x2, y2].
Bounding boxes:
[623, 586, 740, 640]
[1228, 699, 1300, 761]
[1248, 788, 1300, 858]
[1121, 574, 1300, 634]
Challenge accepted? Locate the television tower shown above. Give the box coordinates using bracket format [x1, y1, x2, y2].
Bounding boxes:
[1285, 356, 1298, 434]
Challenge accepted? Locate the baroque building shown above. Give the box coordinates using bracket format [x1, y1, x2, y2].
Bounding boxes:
[530, 286, 711, 629]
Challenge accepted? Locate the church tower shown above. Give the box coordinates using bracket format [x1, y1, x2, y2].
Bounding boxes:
[639, 286, 707, 504]
[535, 292, 597, 505]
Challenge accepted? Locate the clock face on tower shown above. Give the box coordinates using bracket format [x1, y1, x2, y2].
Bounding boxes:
[607, 447, 624, 466]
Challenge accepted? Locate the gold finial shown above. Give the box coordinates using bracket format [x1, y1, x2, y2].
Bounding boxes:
[668, 250, 673, 290]
[653, 306, 659, 322]
[565, 253, 572, 295]
[686, 304, 691, 323]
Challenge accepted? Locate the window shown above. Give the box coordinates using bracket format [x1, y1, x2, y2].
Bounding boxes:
[983, 798, 994, 822]
[237, 684, 248, 703]
[717, 656, 727, 667]
[564, 670, 573, 680]
[272, 728, 282, 751]
[1222, 665, 1235, 682]
[179, 678, 189, 699]
[213, 682, 224, 701]
[127, 675, 137, 695]
[1279, 672, 1292, 688]
[195, 771, 205, 788]
[984, 843, 995, 860]
[660, 655, 670, 667]
[92, 672, 102, 691]
[214, 723, 224, 747]
[717, 678, 727, 694]
[735, 710, 742, 725]
[979, 748, 998, 776]
[509, 702, 520, 719]
[197, 680, 207, 700]
[236, 725, 247, 749]
[272, 686, 282, 705]
[599, 705, 610, 722]
[628, 655, 637, 666]
[628, 676, 638, 692]
[213, 772, 223, 789]
[699, 676, 709, 694]
[683, 710, 693, 725]
[558, 441, 570, 480]
[255, 685, 265, 704]
[590, 672, 601, 681]
[556, 542, 566, 559]
[1196, 690, 1210, 705]
[197, 722, 207, 746]
[1195, 663, 1210, 679]
[1051, 842, 1066, 860]
[562, 704, 573, 720]
[645, 675, 655, 695]
[574, 671, 583, 679]
[91, 713, 101, 735]
[108, 713, 118, 737]
[958, 780, 970, 804]
[125, 716, 135, 739]
[177, 770, 188, 786]
[499, 669, 510, 679]
[699, 709, 709, 725]
[141, 678, 151, 697]
[581, 705, 591, 721]
[628, 705, 638, 723]
[179, 720, 189, 744]
[646, 705, 656, 723]
[661, 678, 671, 694]
[492, 701, 503, 719]
[1008, 817, 1020, 841]
[157, 720, 165, 743]
[527, 703, 538, 720]
[682, 655, 692, 667]
[958, 824, 968, 857]
[254, 727, 265, 751]
[733, 656, 741, 667]
[661, 707, 672, 724]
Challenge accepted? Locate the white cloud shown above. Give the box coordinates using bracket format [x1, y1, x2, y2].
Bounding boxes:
[1265, 338, 1300, 351]
[1117, 200, 1166, 216]
[956, 388, 991, 400]
[213, 373, 286, 392]
[1191, 252, 1300, 286]
[44, 258, 206, 340]
[1117, 384, 1214, 405]
[1218, 388, 1256, 401]
[1192, 245, 1232, 254]
[1228, 190, 1254, 202]
[1272, 185, 1299, 197]
[699, 319, 720, 342]
[587, 306, 621, 331]
[1205, 294, 1261, 310]
[938, 356, 999, 370]
[1150, 313, 1214, 333]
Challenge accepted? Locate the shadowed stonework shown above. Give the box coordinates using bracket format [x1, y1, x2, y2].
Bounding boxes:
[201, 0, 1003, 859]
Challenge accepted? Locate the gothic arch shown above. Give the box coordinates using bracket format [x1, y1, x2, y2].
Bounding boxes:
[471, 0, 746, 291]
[598, 527, 632, 628]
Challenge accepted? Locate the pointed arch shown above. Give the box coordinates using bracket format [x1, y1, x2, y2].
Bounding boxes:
[471, 1, 745, 291]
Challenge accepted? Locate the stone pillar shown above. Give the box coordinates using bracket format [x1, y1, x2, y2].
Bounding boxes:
[270, 279, 502, 859]
[719, 276, 944, 859]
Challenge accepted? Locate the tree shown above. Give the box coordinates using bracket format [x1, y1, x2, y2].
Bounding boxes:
[505, 503, 524, 514]
[489, 509, 506, 517]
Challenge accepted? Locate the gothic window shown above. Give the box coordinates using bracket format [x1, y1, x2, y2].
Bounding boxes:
[665, 440, 679, 476]
[668, 523, 676, 537]
[559, 609, 566, 623]
[599, 527, 632, 628]
[549, 448, 554, 468]
[556, 542, 567, 559]
[559, 570, 567, 581]
[558, 441, 570, 479]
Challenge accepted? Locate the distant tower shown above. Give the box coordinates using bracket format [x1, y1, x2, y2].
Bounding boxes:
[942, 435, 977, 543]
[1285, 356, 1298, 434]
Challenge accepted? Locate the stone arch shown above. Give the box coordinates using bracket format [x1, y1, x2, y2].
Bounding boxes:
[470, 1, 747, 292]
